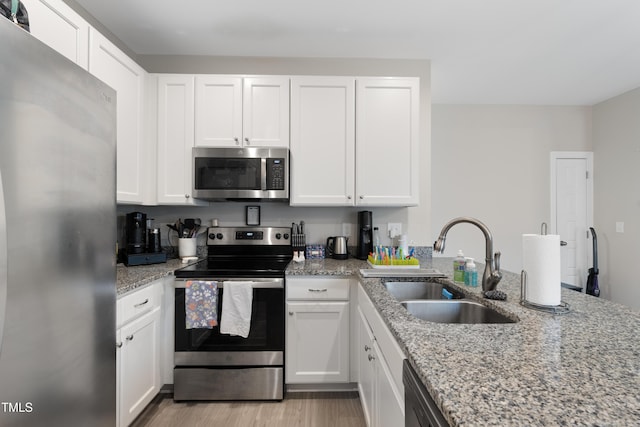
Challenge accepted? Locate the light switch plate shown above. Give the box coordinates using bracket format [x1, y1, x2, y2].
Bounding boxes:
[616, 221, 624, 233]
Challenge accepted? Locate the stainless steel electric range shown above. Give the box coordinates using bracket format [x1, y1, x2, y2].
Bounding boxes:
[173, 226, 291, 401]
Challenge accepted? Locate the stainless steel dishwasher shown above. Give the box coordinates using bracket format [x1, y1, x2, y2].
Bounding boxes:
[403, 360, 450, 427]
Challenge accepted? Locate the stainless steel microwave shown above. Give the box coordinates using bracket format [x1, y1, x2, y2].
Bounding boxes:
[192, 147, 289, 201]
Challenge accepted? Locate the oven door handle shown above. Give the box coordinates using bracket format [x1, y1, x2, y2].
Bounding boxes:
[174, 278, 284, 289]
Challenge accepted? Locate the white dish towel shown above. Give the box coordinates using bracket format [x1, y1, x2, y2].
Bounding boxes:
[220, 281, 254, 338]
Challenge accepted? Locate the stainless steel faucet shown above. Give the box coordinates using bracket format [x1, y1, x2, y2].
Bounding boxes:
[433, 217, 502, 292]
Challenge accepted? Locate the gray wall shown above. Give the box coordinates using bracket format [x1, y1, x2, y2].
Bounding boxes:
[592, 87, 640, 309]
[431, 105, 593, 273]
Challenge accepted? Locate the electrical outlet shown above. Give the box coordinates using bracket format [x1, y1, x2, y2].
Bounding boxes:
[388, 223, 402, 238]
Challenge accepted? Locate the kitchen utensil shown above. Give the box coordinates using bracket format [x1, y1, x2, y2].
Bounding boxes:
[326, 236, 348, 260]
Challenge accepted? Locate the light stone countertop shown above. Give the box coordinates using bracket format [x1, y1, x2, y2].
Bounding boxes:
[116, 258, 200, 296]
[287, 256, 640, 426]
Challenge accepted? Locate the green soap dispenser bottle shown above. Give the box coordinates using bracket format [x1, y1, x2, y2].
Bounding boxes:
[453, 250, 465, 283]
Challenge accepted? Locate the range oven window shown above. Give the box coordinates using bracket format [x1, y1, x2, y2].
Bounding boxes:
[194, 157, 261, 190]
[175, 287, 284, 352]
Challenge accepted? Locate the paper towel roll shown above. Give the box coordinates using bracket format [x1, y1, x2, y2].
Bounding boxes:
[522, 234, 561, 306]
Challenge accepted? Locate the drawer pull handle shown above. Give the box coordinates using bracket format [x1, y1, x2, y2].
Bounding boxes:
[116, 342, 123, 348]
[364, 345, 370, 352]
[134, 298, 149, 308]
[368, 354, 375, 362]
[126, 335, 134, 341]
[308, 288, 328, 293]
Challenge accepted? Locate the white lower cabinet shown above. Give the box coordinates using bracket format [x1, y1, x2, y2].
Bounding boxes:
[286, 277, 351, 384]
[116, 282, 163, 427]
[357, 283, 405, 427]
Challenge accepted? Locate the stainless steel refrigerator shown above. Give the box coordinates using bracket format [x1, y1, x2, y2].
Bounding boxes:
[0, 18, 117, 427]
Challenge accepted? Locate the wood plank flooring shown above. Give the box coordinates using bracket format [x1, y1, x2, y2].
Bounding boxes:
[132, 392, 367, 427]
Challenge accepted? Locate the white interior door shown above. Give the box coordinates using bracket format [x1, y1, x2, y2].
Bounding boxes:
[551, 153, 593, 288]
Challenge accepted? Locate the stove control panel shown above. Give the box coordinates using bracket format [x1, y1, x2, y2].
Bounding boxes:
[206, 227, 291, 246]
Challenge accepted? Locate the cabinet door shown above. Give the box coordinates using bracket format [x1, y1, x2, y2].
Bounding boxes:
[156, 74, 206, 205]
[89, 29, 148, 204]
[194, 75, 243, 147]
[374, 341, 405, 427]
[356, 77, 420, 206]
[119, 307, 161, 427]
[243, 77, 289, 148]
[286, 301, 350, 383]
[357, 306, 375, 427]
[116, 329, 122, 427]
[290, 77, 355, 206]
[22, 0, 89, 69]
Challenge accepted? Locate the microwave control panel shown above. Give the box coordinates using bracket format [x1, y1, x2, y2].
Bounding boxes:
[266, 158, 286, 190]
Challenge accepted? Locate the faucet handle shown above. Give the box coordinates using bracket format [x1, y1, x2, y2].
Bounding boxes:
[494, 251, 501, 271]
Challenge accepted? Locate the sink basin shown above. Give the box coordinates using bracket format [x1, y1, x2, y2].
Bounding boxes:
[384, 281, 463, 300]
[401, 300, 516, 324]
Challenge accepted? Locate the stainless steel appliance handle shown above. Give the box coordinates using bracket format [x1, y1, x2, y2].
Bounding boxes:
[260, 158, 267, 190]
[174, 277, 284, 289]
[0, 169, 7, 354]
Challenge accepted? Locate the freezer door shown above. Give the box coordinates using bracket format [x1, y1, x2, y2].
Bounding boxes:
[0, 19, 117, 427]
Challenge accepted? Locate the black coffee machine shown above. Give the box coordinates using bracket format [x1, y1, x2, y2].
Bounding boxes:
[356, 211, 373, 260]
[123, 211, 167, 266]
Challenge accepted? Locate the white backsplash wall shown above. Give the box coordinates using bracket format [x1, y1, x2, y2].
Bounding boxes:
[117, 203, 416, 250]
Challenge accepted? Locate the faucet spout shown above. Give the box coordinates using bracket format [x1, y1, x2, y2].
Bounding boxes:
[433, 217, 502, 292]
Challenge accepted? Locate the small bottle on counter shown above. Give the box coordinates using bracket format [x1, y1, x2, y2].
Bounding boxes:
[464, 257, 478, 287]
[453, 250, 465, 283]
[373, 227, 381, 248]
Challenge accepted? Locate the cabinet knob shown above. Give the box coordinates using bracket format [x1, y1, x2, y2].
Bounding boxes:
[364, 345, 370, 352]
[116, 342, 123, 348]
[288, 311, 294, 316]
[126, 335, 134, 341]
[347, 196, 352, 200]
[245, 137, 250, 145]
[185, 194, 190, 199]
[234, 137, 240, 145]
[368, 354, 375, 362]
[359, 195, 364, 200]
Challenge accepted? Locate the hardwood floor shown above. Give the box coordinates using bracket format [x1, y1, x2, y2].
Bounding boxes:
[132, 392, 367, 427]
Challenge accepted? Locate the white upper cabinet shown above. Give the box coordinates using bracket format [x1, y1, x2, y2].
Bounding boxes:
[356, 77, 420, 206]
[290, 77, 355, 206]
[22, 0, 89, 69]
[155, 74, 206, 205]
[194, 76, 242, 147]
[194, 75, 289, 148]
[290, 76, 420, 207]
[89, 28, 149, 204]
[243, 77, 290, 147]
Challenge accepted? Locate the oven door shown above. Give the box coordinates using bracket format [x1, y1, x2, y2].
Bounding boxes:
[174, 278, 284, 366]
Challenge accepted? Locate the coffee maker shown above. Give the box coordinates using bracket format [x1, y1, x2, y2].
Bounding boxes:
[123, 211, 167, 266]
[356, 211, 373, 260]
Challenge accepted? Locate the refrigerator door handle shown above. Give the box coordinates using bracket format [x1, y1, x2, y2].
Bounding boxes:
[0, 169, 7, 354]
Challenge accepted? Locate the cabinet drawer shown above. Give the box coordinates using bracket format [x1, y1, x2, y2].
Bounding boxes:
[118, 284, 161, 326]
[287, 277, 350, 300]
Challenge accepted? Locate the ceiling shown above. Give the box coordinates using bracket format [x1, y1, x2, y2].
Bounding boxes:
[72, 0, 640, 105]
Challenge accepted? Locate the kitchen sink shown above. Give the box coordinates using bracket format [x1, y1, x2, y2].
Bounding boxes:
[400, 300, 516, 324]
[384, 281, 463, 300]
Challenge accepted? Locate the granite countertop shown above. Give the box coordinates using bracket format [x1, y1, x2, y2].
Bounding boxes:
[288, 256, 640, 426]
[116, 258, 200, 296]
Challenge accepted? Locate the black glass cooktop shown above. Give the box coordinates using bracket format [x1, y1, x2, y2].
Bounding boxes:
[174, 257, 291, 279]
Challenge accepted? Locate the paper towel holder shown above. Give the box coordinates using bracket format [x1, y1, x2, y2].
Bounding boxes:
[520, 270, 570, 314]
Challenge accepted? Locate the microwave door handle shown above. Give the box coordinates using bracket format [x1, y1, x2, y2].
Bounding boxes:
[261, 158, 267, 191]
